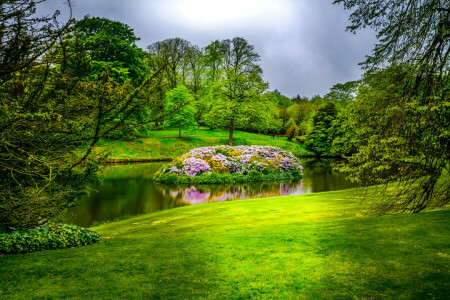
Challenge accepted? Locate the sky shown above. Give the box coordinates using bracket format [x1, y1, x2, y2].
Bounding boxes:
[41, 0, 377, 98]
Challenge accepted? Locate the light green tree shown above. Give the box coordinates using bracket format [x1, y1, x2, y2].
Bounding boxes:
[164, 85, 196, 138]
[204, 37, 269, 145]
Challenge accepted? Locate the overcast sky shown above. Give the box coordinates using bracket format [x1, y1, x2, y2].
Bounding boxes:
[42, 0, 377, 98]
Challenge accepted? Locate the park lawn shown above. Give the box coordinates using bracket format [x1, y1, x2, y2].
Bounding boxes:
[95, 128, 314, 159]
[1, 189, 449, 299]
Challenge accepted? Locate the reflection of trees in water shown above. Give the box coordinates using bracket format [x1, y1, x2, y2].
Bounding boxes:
[158, 180, 304, 206]
[101, 163, 166, 180]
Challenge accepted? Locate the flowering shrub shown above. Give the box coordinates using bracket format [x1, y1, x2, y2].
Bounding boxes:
[155, 146, 303, 184]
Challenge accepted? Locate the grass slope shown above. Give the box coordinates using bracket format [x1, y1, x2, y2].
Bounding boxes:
[97, 129, 314, 159]
[1, 189, 449, 299]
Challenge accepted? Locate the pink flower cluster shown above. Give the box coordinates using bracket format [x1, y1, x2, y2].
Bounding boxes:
[163, 145, 303, 176]
[181, 157, 211, 177]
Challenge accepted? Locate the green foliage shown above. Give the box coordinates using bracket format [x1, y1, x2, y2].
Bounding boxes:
[335, 66, 450, 213]
[285, 125, 298, 141]
[147, 38, 192, 89]
[203, 37, 270, 144]
[73, 17, 149, 84]
[323, 81, 359, 109]
[284, 117, 296, 131]
[164, 85, 197, 137]
[332, 0, 450, 212]
[154, 170, 300, 185]
[153, 172, 192, 184]
[333, 0, 449, 77]
[0, 224, 101, 254]
[0, 3, 164, 228]
[305, 102, 338, 155]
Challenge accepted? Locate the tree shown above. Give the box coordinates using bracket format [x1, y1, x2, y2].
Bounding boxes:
[334, 0, 450, 213]
[284, 117, 296, 132]
[0, 0, 73, 82]
[147, 38, 192, 126]
[164, 85, 196, 138]
[147, 38, 191, 89]
[285, 125, 298, 141]
[323, 80, 359, 108]
[334, 0, 449, 78]
[69, 17, 149, 84]
[305, 102, 338, 155]
[204, 37, 269, 145]
[0, 1, 165, 228]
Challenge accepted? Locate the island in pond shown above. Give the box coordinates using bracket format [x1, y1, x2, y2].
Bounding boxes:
[154, 145, 303, 184]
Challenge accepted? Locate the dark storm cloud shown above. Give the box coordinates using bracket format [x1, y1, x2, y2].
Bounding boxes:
[40, 0, 377, 98]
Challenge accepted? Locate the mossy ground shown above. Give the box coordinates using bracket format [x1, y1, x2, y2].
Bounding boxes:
[1, 189, 449, 299]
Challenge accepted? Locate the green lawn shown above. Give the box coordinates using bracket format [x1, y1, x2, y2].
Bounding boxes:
[96, 129, 314, 159]
[1, 189, 449, 299]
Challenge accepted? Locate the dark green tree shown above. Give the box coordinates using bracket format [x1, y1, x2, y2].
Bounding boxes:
[334, 0, 450, 213]
[305, 102, 338, 155]
[69, 17, 149, 84]
[323, 80, 359, 108]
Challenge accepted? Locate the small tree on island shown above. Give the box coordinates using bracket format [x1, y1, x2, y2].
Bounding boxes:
[164, 85, 197, 137]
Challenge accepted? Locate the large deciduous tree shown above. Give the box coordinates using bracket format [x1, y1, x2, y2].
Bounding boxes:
[72, 17, 149, 84]
[147, 38, 191, 89]
[205, 37, 269, 145]
[334, 0, 450, 213]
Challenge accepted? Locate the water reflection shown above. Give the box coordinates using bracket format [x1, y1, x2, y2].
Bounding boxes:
[158, 180, 304, 206]
[68, 159, 355, 227]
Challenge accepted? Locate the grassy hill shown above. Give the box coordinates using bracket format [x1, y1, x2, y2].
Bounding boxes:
[95, 129, 314, 160]
[1, 189, 449, 298]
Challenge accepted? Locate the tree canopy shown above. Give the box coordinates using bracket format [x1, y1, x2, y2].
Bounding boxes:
[333, 0, 450, 213]
[164, 85, 196, 138]
[0, 1, 164, 228]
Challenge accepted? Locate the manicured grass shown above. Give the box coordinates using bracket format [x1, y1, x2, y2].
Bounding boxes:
[1, 189, 449, 298]
[96, 129, 314, 159]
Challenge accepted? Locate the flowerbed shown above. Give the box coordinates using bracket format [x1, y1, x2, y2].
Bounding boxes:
[154, 145, 303, 184]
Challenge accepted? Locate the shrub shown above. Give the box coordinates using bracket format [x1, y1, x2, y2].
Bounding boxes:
[285, 125, 299, 141]
[0, 224, 101, 254]
[248, 169, 263, 181]
[154, 145, 303, 184]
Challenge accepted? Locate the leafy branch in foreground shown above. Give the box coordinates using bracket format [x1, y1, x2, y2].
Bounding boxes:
[335, 0, 449, 214]
[0, 1, 168, 228]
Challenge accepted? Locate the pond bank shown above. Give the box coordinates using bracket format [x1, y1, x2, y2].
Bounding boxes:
[104, 157, 173, 164]
[103, 154, 340, 164]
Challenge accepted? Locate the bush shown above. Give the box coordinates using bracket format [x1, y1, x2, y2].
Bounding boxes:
[294, 135, 307, 144]
[155, 169, 301, 185]
[0, 224, 101, 254]
[153, 172, 191, 184]
[285, 125, 299, 141]
[247, 169, 263, 181]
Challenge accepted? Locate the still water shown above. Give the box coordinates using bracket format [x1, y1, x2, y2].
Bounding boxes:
[68, 159, 356, 227]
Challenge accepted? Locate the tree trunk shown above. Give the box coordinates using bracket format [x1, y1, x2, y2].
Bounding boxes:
[228, 119, 234, 146]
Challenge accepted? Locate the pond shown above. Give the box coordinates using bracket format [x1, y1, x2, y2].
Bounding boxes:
[68, 159, 356, 227]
